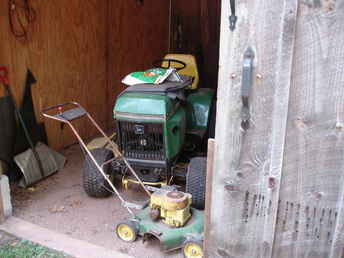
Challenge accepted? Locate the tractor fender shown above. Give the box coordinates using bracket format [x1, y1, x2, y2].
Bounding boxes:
[186, 88, 215, 131]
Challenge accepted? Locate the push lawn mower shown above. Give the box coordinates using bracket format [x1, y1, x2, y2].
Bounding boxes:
[42, 102, 205, 257]
[83, 54, 215, 210]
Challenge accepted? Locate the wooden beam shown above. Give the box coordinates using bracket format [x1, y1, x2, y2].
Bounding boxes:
[204, 138, 215, 257]
[272, 2, 344, 257]
[261, 1, 298, 257]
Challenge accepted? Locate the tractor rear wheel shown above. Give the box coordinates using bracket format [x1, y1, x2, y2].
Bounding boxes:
[83, 148, 113, 198]
[186, 157, 207, 210]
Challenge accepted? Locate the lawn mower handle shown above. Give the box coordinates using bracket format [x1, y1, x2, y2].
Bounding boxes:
[42, 101, 82, 115]
[0, 66, 9, 85]
[42, 101, 152, 211]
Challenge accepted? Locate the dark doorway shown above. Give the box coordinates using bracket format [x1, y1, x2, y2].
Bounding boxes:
[170, 0, 222, 90]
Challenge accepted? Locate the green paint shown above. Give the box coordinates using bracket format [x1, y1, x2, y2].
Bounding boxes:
[114, 93, 175, 117]
[135, 207, 204, 251]
[186, 88, 215, 132]
[165, 107, 186, 159]
[113, 88, 214, 160]
[114, 92, 185, 160]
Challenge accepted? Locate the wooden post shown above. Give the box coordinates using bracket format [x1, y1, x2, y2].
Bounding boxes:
[204, 138, 215, 257]
[0, 186, 5, 224]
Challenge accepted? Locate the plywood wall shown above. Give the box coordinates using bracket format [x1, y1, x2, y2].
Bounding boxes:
[170, 0, 221, 89]
[107, 0, 169, 122]
[199, 0, 221, 90]
[0, 0, 169, 150]
[0, 0, 108, 150]
[207, 0, 344, 257]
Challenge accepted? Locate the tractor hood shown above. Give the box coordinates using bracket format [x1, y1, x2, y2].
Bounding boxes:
[114, 92, 176, 120]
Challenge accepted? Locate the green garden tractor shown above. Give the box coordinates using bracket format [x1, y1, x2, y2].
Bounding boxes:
[84, 54, 215, 210]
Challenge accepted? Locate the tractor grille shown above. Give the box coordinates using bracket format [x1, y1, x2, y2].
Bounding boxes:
[117, 121, 165, 161]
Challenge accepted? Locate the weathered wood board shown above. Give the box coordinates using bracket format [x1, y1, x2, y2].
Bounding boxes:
[207, 0, 344, 257]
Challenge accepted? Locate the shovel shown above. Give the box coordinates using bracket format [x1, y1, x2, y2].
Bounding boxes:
[0, 67, 66, 187]
[0, 67, 45, 178]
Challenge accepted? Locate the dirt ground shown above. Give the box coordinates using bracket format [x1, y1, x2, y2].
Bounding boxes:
[12, 145, 182, 258]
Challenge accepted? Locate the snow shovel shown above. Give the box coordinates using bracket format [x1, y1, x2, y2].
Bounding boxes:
[0, 66, 64, 186]
[15, 69, 48, 154]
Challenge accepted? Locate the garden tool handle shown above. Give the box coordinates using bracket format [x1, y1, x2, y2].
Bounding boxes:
[0, 66, 9, 85]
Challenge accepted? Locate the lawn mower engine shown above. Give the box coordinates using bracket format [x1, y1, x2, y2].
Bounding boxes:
[149, 189, 192, 228]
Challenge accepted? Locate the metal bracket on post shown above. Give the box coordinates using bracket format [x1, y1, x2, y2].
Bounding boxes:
[241, 47, 255, 130]
[229, 0, 237, 31]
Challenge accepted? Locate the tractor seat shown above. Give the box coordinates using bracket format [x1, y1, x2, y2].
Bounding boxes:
[121, 75, 192, 100]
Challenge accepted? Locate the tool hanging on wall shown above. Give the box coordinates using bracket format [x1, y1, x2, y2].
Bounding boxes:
[8, 0, 36, 39]
[229, 0, 237, 31]
[241, 47, 254, 130]
[0, 67, 44, 179]
[14, 69, 48, 154]
[0, 67, 65, 187]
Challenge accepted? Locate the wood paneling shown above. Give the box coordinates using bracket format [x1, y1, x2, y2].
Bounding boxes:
[107, 0, 170, 122]
[170, 0, 201, 53]
[200, 0, 221, 90]
[0, 0, 108, 150]
[0, 0, 170, 150]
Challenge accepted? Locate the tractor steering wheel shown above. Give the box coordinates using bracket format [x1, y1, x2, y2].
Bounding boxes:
[152, 59, 186, 71]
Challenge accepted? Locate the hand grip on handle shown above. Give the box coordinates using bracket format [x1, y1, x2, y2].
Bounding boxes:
[0, 66, 9, 85]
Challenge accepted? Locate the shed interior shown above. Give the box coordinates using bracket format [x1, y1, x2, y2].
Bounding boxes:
[0, 1, 221, 257]
[1, 0, 221, 149]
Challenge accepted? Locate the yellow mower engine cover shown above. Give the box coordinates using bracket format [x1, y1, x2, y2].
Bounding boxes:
[150, 189, 192, 228]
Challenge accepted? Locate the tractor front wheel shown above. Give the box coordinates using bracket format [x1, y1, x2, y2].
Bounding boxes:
[83, 148, 114, 198]
[186, 157, 207, 210]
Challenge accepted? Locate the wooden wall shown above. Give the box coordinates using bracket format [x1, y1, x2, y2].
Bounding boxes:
[207, 0, 344, 257]
[170, 0, 221, 89]
[0, 0, 169, 150]
[107, 0, 169, 123]
[0, 0, 108, 150]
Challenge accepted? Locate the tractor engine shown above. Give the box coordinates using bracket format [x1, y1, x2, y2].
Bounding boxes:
[149, 189, 192, 227]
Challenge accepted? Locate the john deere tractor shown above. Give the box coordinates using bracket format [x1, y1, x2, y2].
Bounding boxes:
[83, 54, 215, 210]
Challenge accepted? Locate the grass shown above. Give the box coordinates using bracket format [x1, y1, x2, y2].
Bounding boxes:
[0, 240, 71, 258]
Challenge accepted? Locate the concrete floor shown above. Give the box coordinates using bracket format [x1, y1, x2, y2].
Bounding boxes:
[12, 145, 182, 258]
